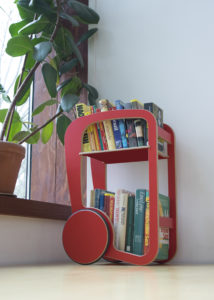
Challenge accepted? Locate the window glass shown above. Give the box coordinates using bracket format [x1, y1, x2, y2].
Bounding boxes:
[0, 1, 31, 198]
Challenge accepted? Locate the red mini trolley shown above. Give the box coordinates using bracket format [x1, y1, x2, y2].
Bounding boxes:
[62, 109, 176, 265]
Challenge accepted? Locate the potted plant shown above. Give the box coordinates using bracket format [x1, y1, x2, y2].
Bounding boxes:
[0, 0, 99, 195]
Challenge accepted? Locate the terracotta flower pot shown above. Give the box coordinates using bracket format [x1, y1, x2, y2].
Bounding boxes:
[0, 141, 26, 195]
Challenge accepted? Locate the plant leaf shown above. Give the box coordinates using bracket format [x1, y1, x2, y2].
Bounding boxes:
[57, 77, 73, 92]
[42, 63, 57, 97]
[6, 36, 33, 57]
[9, 19, 30, 37]
[14, 71, 33, 106]
[41, 121, 53, 144]
[59, 58, 78, 76]
[83, 83, 98, 105]
[32, 99, 57, 116]
[68, 0, 100, 24]
[33, 41, 52, 62]
[18, 15, 49, 35]
[61, 94, 79, 112]
[13, 130, 40, 144]
[65, 31, 84, 67]
[56, 114, 71, 145]
[77, 28, 97, 46]
[61, 76, 82, 97]
[0, 109, 22, 141]
[59, 11, 79, 27]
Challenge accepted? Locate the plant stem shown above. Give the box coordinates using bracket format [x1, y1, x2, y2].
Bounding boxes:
[18, 111, 62, 145]
[0, 1, 61, 141]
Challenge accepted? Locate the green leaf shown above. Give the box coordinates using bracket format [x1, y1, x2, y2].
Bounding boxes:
[6, 36, 33, 57]
[77, 28, 98, 46]
[59, 58, 78, 76]
[41, 121, 53, 144]
[32, 99, 57, 116]
[61, 94, 79, 112]
[33, 41, 52, 62]
[0, 109, 22, 141]
[61, 77, 82, 97]
[42, 63, 57, 97]
[65, 31, 84, 67]
[0, 84, 11, 103]
[53, 27, 73, 60]
[68, 0, 100, 24]
[17, 3, 34, 20]
[83, 83, 98, 105]
[57, 77, 73, 92]
[25, 52, 35, 70]
[14, 71, 33, 106]
[18, 0, 56, 21]
[9, 19, 30, 37]
[59, 11, 79, 27]
[18, 15, 49, 35]
[56, 114, 71, 145]
[13, 130, 40, 144]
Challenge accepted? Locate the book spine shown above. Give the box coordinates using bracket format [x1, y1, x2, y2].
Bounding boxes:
[133, 189, 146, 255]
[90, 107, 101, 151]
[75, 103, 91, 152]
[90, 190, 95, 208]
[99, 193, 105, 211]
[94, 189, 101, 209]
[99, 121, 108, 150]
[109, 194, 115, 223]
[125, 119, 138, 147]
[99, 99, 116, 150]
[113, 189, 123, 249]
[112, 119, 123, 149]
[144, 191, 150, 254]
[134, 119, 144, 146]
[115, 100, 128, 148]
[117, 192, 129, 251]
[125, 194, 135, 253]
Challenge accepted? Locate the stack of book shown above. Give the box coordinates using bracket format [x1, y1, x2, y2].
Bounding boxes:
[75, 99, 167, 155]
[89, 188, 170, 261]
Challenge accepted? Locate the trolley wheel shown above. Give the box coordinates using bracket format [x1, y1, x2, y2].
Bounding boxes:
[63, 209, 110, 265]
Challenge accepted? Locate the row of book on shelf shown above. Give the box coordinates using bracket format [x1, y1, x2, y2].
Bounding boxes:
[75, 99, 167, 155]
[89, 188, 170, 261]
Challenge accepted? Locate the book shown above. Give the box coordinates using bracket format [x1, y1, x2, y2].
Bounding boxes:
[96, 108, 108, 150]
[115, 100, 128, 148]
[99, 99, 116, 150]
[144, 102, 164, 150]
[124, 102, 138, 147]
[116, 191, 129, 251]
[130, 98, 144, 110]
[134, 119, 144, 146]
[75, 103, 91, 152]
[125, 194, 135, 253]
[144, 190, 150, 254]
[89, 189, 95, 208]
[90, 106, 101, 151]
[156, 194, 170, 261]
[85, 112, 97, 151]
[133, 189, 146, 255]
[112, 118, 123, 149]
[104, 193, 115, 223]
[114, 189, 128, 250]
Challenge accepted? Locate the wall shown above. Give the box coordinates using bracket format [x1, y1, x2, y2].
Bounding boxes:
[88, 0, 214, 264]
[0, 216, 70, 266]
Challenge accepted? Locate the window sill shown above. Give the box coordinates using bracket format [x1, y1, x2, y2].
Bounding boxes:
[0, 195, 71, 220]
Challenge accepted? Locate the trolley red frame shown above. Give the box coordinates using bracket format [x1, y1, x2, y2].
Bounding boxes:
[63, 109, 176, 265]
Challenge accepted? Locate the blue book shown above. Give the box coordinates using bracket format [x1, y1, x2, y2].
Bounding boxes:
[133, 189, 146, 255]
[115, 100, 128, 148]
[112, 119, 123, 149]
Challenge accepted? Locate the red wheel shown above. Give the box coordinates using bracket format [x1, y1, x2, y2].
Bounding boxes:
[63, 209, 109, 264]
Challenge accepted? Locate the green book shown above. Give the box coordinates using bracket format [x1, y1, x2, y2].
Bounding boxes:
[156, 194, 170, 261]
[133, 189, 146, 255]
[125, 194, 135, 253]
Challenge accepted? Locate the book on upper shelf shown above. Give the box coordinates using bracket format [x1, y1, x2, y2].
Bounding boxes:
[99, 99, 116, 150]
[114, 100, 128, 148]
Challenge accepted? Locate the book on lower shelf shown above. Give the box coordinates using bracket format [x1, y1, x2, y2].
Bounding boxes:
[88, 187, 170, 261]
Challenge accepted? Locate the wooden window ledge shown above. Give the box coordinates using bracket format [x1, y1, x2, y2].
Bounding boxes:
[0, 195, 71, 220]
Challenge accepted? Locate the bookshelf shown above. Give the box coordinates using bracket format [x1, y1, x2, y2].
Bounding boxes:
[62, 109, 176, 265]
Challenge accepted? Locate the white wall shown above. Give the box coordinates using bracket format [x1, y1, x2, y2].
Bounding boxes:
[0, 215, 70, 266]
[88, 0, 214, 264]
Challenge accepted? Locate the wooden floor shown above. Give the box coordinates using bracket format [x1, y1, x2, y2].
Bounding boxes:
[0, 262, 213, 300]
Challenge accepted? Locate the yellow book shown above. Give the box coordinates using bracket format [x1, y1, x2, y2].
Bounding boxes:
[75, 103, 91, 152]
[84, 112, 97, 151]
[99, 99, 116, 150]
